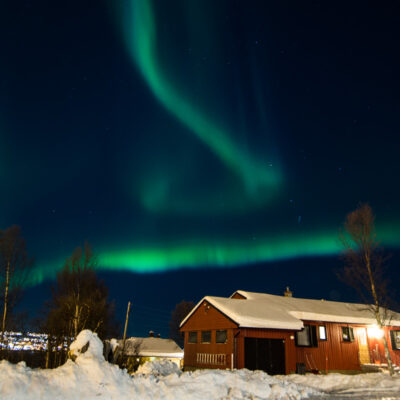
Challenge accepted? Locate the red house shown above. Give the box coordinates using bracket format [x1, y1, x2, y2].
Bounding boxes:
[180, 289, 400, 374]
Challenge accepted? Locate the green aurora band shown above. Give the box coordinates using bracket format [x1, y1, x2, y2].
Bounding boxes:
[29, 222, 400, 286]
[119, 0, 282, 205]
[98, 223, 400, 273]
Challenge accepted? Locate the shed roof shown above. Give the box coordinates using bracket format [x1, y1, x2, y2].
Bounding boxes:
[119, 337, 183, 358]
[180, 290, 400, 330]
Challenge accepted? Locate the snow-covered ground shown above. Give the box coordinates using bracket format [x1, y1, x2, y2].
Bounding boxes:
[1, 330, 400, 400]
[284, 372, 400, 399]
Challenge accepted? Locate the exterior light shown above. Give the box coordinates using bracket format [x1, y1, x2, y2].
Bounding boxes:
[367, 325, 384, 339]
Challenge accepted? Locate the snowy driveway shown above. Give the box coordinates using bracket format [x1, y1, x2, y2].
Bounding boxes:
[282, 371, 400, 400]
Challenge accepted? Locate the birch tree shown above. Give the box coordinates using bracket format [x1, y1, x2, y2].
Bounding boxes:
[45, 242, 118, 344]
[0, 225, 33, 342]
[340, 204, 394, 375]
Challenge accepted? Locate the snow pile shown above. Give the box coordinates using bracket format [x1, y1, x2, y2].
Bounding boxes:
[69, 330, 104, 361]
[0, 330, 320, 400]
[283, 372, 400, 393]
[0, 331, 133, 400]
[136, 358, 182, 376]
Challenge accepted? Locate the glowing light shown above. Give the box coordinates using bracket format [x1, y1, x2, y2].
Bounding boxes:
[367, 325, 384, 339]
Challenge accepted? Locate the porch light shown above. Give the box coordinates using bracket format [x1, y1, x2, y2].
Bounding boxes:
[367, 325, 384, 339]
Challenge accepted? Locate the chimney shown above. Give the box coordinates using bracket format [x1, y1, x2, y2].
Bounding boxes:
[149, 330, 154, 337]
[284, 286, 293, 297]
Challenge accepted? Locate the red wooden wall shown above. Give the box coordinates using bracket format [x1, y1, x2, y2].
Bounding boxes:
[294, 322, 360, 372]
[377, 327, 400, 366]
[181, 299, 238, 369]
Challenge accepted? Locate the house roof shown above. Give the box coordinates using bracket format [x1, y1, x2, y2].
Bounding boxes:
[180, 290, 400, 330]
[119, 337, 183, 358]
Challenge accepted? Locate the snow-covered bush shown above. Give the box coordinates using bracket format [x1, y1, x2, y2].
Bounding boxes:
[136, 359, 182, 376]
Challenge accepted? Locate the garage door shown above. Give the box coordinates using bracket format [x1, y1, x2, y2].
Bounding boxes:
[244, 337, 285, 375]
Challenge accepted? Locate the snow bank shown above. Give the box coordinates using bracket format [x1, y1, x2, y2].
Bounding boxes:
[0, 330, 320, 400]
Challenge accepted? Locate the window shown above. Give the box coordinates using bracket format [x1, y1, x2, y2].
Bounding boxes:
[216, 330, 227, 344]
[201, 331, 211, 343]
[342, 327, 354, 342]
[295, 325, 318, 347]
[188, 331, 197, 344]
[390, 331, 400, 350]
[319, 326, 327, 341]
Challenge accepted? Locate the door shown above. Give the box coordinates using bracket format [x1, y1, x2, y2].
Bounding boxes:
[244, 338, 285, 375]
[356, 328, 370, 364]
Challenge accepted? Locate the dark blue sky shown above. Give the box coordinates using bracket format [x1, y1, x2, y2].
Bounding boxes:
[3, 0, 400, 337]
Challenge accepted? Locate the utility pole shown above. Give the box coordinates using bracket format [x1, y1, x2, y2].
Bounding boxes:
[122, 301, 131, 353]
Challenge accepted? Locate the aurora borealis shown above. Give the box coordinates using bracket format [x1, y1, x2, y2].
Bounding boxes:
[119, 0, 282, 206]
[2, 0, 400, 333]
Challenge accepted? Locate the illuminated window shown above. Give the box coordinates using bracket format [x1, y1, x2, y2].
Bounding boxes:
[390, 331, 400, 350]
[319, 326, 327, 341]
[296, 325, 318, 347]
[188, 332, 197, 343]
[342, 327, 354, 342]
[216, 330, 227, 344]
[201, 331, 211, 343]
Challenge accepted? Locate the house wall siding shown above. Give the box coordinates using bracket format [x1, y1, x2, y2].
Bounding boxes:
[235, 323, 363, 373]
[181, 300, 238, 369]
[295, 322, 361, 372]
[381, 327, 400, 366]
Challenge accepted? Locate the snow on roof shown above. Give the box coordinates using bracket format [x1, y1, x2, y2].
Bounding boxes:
[119, 337, 183, 359]
[206, 296, 304, 330]
[180, 290, 400, 330]
[179, 295, 302, 330]
[234, 290, 400, 327]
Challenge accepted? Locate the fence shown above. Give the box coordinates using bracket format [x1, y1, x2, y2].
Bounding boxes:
[196, 353, 227, 366]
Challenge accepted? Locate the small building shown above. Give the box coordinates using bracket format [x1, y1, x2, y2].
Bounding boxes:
[111, 334, 184, 372]
[180, 289, 400, 374]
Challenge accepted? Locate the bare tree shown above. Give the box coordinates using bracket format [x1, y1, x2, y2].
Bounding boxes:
[340, 203, 394, 374]
[0, 225, 33, 342]
[44, 242, 119, 366]
[169, 300, 195, 348]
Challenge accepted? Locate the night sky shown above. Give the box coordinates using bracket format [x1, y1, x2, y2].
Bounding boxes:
[2, 0, 400, 337]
